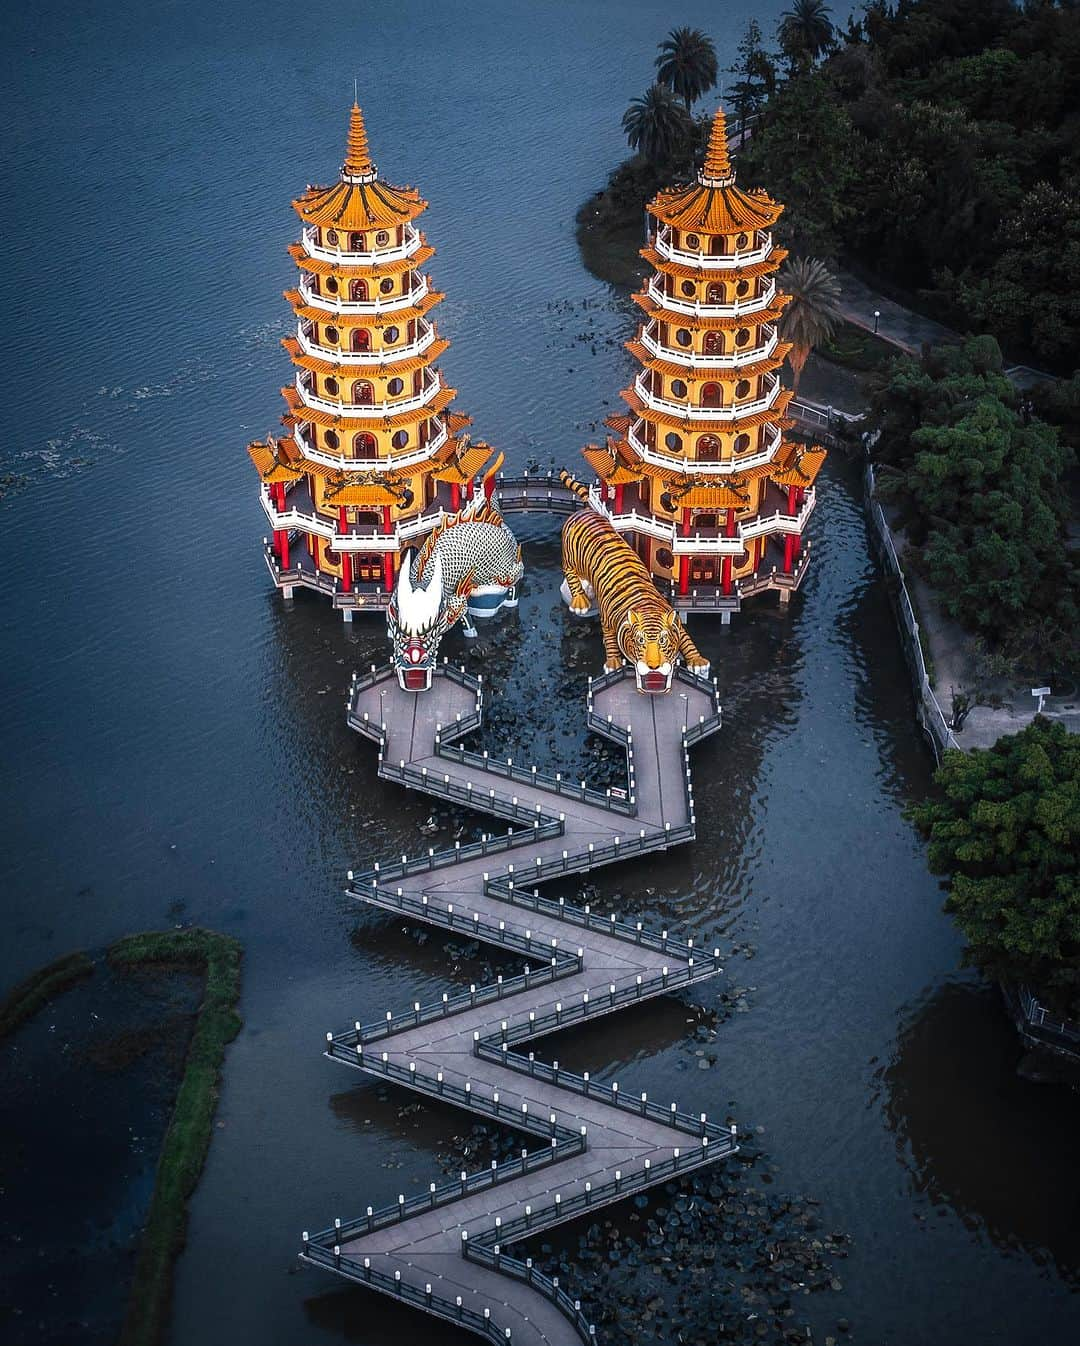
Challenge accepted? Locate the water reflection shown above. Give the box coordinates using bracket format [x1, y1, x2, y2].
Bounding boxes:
[881, 979, 1080, 1278]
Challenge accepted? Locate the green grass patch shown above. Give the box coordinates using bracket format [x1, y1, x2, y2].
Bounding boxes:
[820, 321, 896, 373]
[0, 950, 94, 1039]
[109, 928, 243, 1346]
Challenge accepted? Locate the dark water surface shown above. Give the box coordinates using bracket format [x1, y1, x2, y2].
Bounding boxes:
[4, 2, 1078, 1343]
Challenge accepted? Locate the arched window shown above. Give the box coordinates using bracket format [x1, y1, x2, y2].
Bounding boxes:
[701, 383, 722, 408]
[353, 432, 377, 457]
[709, 236, 724, 256]
[664, 431, 683, 453]
[349, 232, 365, 251]
[349, 278, 369, 302]
[697, 435, 722, 462]
[706, 282, 724, 305]
[351, 380, 373, 405]
[351, 328, 370, 352]
[703, 331, 723, 356]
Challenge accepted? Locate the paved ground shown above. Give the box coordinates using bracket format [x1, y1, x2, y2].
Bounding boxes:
[304, 666, 731, 1345]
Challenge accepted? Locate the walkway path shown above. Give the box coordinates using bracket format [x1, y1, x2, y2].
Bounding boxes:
[301, 664, 733, 1345]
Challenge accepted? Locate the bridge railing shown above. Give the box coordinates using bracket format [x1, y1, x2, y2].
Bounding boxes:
[379, 757, 563, 829]
[476, 1033, 728, 1141]
[435, 740, 637, 816]
[333, 952, 584, 1047]
[350, 818, 562, 887]
[300, 1246, 520, 1346]
[305, 1139, 579, 1247]
[462, 1245, 593, 1345]
[345, 872, 570, 963]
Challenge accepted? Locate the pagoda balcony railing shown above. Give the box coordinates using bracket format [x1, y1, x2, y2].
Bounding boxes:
[626, 421, 782, 476]
[639, 324, 778, 369]
[298, 274, 431, 315]
[587, 485, 814, 555]
[653, 227, 774, 270]
[296, 321, 437, 366]
[301, 224, 422, 265]
[260, 486, 453, 552]
[294, 371, 441, 419]
[633, 372, 780, 421]
[293, 421, 448, 473]
[646, 276, 776, 319]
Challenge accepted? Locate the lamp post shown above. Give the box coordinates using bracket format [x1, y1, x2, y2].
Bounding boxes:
[873, 309, 881, 334]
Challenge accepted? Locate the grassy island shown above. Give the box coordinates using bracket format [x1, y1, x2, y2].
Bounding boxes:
[0, 949, 94, 1039]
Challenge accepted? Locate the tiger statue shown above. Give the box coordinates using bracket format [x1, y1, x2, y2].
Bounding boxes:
[558, 471, 709, 693]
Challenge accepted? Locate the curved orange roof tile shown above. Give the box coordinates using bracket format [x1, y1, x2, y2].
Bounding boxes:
[285, 287, 444, 328]
[282, 336, 449, 377]
[632, 290, 790, 330]
[288, 243, 435, 277]
[282, 383, 456, 431]
[639, 245, 787, 283]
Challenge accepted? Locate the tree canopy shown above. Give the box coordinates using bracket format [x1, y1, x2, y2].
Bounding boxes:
[655, 27, 718, 110]
[909, 718, 1080, 1019]
[622, 84, 695, 168]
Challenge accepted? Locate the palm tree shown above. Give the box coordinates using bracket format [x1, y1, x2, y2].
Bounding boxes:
[655, 27, 719, 109]
[622, 85, 693, 167]
[778, 257, 841, 391]
[778, 0, 835, 70]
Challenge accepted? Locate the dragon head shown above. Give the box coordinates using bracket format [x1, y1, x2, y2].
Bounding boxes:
[386, 552, 467, 691]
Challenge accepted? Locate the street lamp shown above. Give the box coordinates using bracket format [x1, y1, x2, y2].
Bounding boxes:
[873, 309, 881, 334]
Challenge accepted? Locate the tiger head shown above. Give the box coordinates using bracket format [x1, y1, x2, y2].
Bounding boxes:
[617, 607, 682, 693]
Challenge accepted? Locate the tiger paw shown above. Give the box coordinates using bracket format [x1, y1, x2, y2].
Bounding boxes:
[603, 659, 622, 673]
[569, 595, 591, 613]
[687, 659, 710, 678]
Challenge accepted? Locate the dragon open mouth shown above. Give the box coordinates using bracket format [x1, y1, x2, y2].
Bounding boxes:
[400, 667, 431, 691]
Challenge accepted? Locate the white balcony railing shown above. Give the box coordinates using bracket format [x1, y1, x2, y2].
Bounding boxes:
[292, 421, 449, 473]
[260, 485, 453, 553]
[639, 324, 778, 370]
[295, 321, 437, 366]
[294, 372, 441, 419]
[646, 276, 776, 319]
[654, 227, 773, 270]
[625, 420, 782, 476]
[301, 224, 422, 265]
[298, 274, 430, 315]
[586, 483, 816, 554]
[633, 372, 780, 422]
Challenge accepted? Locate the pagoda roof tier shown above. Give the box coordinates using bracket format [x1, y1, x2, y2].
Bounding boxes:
[599, 432, 821, 498]
[625, 338, 793, 382]
[292, 104, 428, 230]
[632, 290, 790, 330]
[770, 444, 827, 488]
[260, 416, 475, 483]
[282, 336, 450, 377]
[248, 437, 307, 484]
[619, 384, 794, 431]
[639, 245, 787, 283]
[281, 383, 457, 431]
[431, 438, 498, 484]
[288, 243, 435, 277]
[285, 288, 444, 328]
[648, 108, 784, 234]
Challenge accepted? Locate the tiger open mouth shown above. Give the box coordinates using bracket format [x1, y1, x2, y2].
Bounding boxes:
[638, 670, 671, 694]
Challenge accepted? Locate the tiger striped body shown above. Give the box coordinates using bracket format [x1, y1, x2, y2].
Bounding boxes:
[559, 472, 709, 692]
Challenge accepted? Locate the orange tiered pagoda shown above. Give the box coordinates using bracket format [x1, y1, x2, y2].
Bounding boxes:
[582, 108, 826, 620]
[247, 105, 494, 617]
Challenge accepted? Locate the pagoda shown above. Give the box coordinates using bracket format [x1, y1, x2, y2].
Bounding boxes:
[247, 105, 494, 617]
[581, 108, 826, 620]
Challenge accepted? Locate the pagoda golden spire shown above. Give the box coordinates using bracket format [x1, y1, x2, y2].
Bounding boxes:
[700, 106, 734, 185]
[342, 102, 375, 180]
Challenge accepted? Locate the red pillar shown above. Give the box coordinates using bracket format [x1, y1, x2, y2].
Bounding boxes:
[382, 505, 394, 592]
[678, 507, 690, 596]
[279, 529, 289, 570]
[451, 482, 461, 511]
[784, 486, 798, 573]
[614, 484, 624, 514]
[484, 472, 495, 502]
[722, 506, 736, 595]
[338, 509, 352, 592]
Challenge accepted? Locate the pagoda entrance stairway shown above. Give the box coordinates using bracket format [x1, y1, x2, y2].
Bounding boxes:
[302, 664, 734, 1346]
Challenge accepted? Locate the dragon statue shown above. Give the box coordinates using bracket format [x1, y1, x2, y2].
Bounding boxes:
[558, 471, 709, 693]
[388, 492, 524, 691]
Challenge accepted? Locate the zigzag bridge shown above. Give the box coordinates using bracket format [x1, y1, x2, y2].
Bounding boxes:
[301, 659, 735, 1345]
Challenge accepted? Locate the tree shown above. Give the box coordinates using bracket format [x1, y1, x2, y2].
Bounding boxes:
[777, 257, 841, 390]
[778, 0, 835, 72]
[729, 19, 777, 131]
[655, 27, 719, 110]
[622, 85, 694, 168]
[909, 718, 1080, 1019]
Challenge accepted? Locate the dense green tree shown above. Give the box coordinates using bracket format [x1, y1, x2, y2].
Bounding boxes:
[622, 85, 694, 168]
[739, 74, 858, 257]
[777, 257, 842, 390]
[730, 20, 777, 130]
[778, 0, 836, 72]
[909, 718, 1080, 1018]
[655, 27, 718, 110]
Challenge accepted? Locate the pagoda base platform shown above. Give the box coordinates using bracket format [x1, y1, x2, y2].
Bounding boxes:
[264, 542, 392, 614]
[667, 544, 812, 622]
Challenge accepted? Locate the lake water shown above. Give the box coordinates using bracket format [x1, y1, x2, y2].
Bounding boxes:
[4, 2, 1078, 1343]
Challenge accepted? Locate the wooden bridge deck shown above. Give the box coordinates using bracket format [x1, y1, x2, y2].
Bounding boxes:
[302, 664, 731, 1346]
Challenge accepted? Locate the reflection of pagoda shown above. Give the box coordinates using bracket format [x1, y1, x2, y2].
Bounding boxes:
[247, 105, 493, 617]
[583, 108, 826, 620]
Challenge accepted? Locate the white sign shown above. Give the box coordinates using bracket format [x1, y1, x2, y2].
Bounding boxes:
[1031, 687, 1051, 697]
